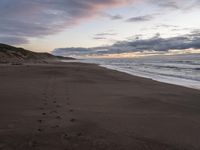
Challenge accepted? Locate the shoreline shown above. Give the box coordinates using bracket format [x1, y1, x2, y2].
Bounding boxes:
[1, 62, 200, 150]
[63, 59, 200, 91]
[100, 64, 200, 91]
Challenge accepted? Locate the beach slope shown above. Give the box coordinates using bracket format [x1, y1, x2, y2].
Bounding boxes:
[0, 62, 200, 150]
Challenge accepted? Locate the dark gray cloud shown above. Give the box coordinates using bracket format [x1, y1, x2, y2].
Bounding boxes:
[53, 30, 200, 57]
[126, 15, 154, 22]
[95, 33, 117, 36]
[109, 14, 123, 20]
[93, 37, 107, 40]
[156, 1, 180, 9]
[156, 24, 179, 28]
[53, 47, 92, 56]
[0, 0, 133, 44]
[101, 13, 123, 20]
[152, 0, 200, 10]
[93, 32, 117, 40]
[0, 36, 28, 45]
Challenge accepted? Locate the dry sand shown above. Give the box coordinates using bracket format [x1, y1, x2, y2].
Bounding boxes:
[0, 62, 200, 150]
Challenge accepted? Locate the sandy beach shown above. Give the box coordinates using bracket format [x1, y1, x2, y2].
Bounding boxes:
[0, 62, 200, 150]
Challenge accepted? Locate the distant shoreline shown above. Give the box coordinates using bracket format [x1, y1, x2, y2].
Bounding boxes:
[62, 59, 200, 91]
[100, 64, 200, 90]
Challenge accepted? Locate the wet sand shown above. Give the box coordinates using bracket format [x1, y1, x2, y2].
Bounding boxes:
[0, 62, 200, 150]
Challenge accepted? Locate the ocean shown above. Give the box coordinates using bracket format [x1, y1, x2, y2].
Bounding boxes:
[64, 53, 200, 90]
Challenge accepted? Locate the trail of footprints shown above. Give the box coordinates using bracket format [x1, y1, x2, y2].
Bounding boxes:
[38, 75, 76, 130]
[32, 74, 80, 149]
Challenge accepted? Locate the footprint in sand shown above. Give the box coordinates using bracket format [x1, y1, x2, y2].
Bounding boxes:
[53, 101, 57, 103]
[37, 120, 42, 123]
[69, 109, 74, 112]
[77, 132, 82, 137]
[37, 128, 43, 132]
[70, 118, 76, 122]
[56, 104, 61, 108]
[42, 112, 46, 116]
[62, 133, 70, 140]
[51, 125, 59, 129]
[55, 116, 62, 120]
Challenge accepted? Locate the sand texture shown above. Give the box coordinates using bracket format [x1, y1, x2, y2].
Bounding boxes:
[0, 62, 200, 150]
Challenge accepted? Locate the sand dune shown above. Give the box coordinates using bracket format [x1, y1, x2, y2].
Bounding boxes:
[0, 43, 74, 64]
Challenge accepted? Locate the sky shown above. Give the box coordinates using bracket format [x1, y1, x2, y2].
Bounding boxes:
[0, 0, 200, 58]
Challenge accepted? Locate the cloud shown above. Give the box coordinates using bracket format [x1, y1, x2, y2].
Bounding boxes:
[155, 24, 179, 28]
[93, 31, 117, 40]
[0, 0, 134, 44]
[155, 1, 180, 9]
[93, 37, 107, 40]
[151, 0, 200, 10]
[95, 33, 118, 36]
[101, 12, 124, 20]
[53, 31, 200, 57]
[1, 0, 199, 45]
[0, 36, 28, 45]
[108, 14, 123, 20]
[53, 47, 93, 56]
[126, 14, 154, 22]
